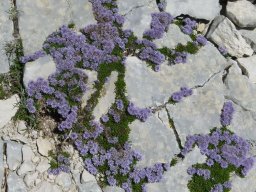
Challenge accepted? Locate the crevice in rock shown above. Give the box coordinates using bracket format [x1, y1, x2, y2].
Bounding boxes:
[237, 62, 249, 78]
[165, 107, 183, 151]
[122, 0, 155, 16]
[192, 70, 222, 89]
[157, 112, 165, 125]
[224, 95, 250, 112]
[219, 0, 228, 16]
[222, 64, 232, 84]
[3, 142, 8, 192]
[11, 0, 20, 39]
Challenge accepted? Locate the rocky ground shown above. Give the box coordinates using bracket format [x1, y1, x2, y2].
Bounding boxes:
[0, 0, 256, 192]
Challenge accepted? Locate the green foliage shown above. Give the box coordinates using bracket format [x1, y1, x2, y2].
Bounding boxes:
[170, 158, 178, 166]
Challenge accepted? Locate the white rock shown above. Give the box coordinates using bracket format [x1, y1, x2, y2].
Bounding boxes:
[81, 69, 98, 108]
[6, 141, 22, 171]
[16, 121, 28, 134]
[0, 0, 13, 74]
[36, 158, 50, 173]
[230, 163, 256, 192]
[22, 145, 35, 162]
[24, 171, 39, 187]
[118, 0, 154, 15]
[7, 172, 27, 192]
[122, 2, 159, 38]
[237, 55, 256, 83]
[30, 181, 62, 192]
[240, 29, 256, 52]
[23, 56, 56, 87]
[32, 156, 40, 163]
[207, 16, 253, 57]
[154, 24, 191, 49]
[125, 43, 227, 108]
[224, 63, 256, 112]
[55, 172, 72, 190]
[36, 137, 53, 157]
[93, 71, 118, 120]
[226, 0, 256, 28]
[166, 73, 225, 144]
[17, 161, 36, 175]
[166, 0, 221, 20]
[17, 0, 96, 55]
[103, 186, 125, 192]
[129, 109, 179, 167]
[146, 147, 206, 192]
[0, 140, 4, 186]
[0, 94, 20, 129]
[81, 170, 97, 184]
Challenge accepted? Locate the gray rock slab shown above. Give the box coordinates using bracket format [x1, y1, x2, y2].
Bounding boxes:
[125, 43, 227, 108]
[23, 56, 56, 87]
[0, 0, 13, 74]
[30, 181, 62, 192]
[226, 0, 256, 28]
[6, 141, 22, 171]
[146, 147, 206, 192]
[7, 172, 27, 192]
[224, 63, 256, 112]
[0, 140, 4, 187]
[237, 55, 256, 83]
[103, 186, 125, 192]
[240, 28, 256, 52]
[166, 73, 225, 145]
[0, 94, 20, 129]
[17, 0, 96, 55]
[129, 109, 180, 167]
[207, 16, 253, 57]
[166, 0, 221, 20]
[122, 2, 159, 39]
[154, 24, 191, 49]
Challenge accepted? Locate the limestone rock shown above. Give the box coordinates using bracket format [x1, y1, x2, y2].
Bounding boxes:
[55, 172, 72, 191]
[0, 0, 13, 74]
[81, 170, 97, 184]
[207, 16, 253, 57]
[23, 56, 56, 87]
[22, 145, 35, 162]
[36, 137, 53, 157]
[237, 55, 256, 83]
[146, 147, 206, 192]
[7, 172, 27, 192]
[226, 0, 256, 28]
[6, 141, 22, 171]
[24, 172, 39, 187]
[129, 109, 179, 167]
[36, 158, 50, 173]
[16, 121, 28, 134]
[93, 71, 118, 120]
[103, 186, 125, 192]
[154, 24, 191, 49]
[17, 0, 96, 55]
[0, 95, 20, 129]
[166, 0, 221, 20]
[17, 161, 36, 175]
[30, 181, 62, 192]
[125, 43, 227, 108]
[240, 29, 256, 52]
[0, 140, 4, 187]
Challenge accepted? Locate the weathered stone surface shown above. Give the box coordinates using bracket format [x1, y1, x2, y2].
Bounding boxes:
[224, 63, 256, 112]
[0, 140, 4, 187]
[167, 73, 225, 144]
[31, 181, 62, 192]
[16, 121, 28, 134]
[36, 158, 50, 173]
[17, 161, 36, 175]
[240, 29, 256, 52]
[7, 172, 27, 192]
[93, 71, 118, 120]
[207, 16, 253, 57]
[166, 0, 221, 20]
[129, 109, 179, 167]
[6, 141, 22, 170]
[0, 94, 20, 129]
[17, 0, 96, 55]
[154, 24, 191, 49]
[118, 0, 154, 15]
[122, 2, 158, 38]
[125, 43, 227, 108]
[226, 0, 256, 28]
[230, 163, 256, 192]
[24, 172, 38, 187]
[55, 172, 72, 191]
[81, 170, 97, 184]
[22, 145, 35, 162]
[103, 186, 125, 192]
[146, 147, 206, 192]
[81, 70, 98, 108]
[0, 0, 13, 74]
[237, 55, 256, 83]
[36, 137, 53, 157]
[230, 103, 256, 141]
[23, 56, 56, 87]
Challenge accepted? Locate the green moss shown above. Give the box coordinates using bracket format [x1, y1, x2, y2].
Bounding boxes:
[170, 158, 178, 166]
[68, 22, 75, 29]
[174, 19, 183, 27]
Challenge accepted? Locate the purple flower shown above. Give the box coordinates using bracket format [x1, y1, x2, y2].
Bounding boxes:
[101, 115, 109, 123]
[218, 46, 228, 56]
[127, 102, 151, 122]
[196, 35, 207, 46]
[116, 99, 124, 110]
[171, 92, 183, 102]
[220, 101, 234, 126]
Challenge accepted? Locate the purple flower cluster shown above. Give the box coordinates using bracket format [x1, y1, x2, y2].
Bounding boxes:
[127, 102, 152, 122]
[48, 154, 70, 175]
[181, 18, 197, 35]
[20, 50, 46, 63]
[171, 87, 193, 102]
[187, 167, 211, 180]
[195, 35, 207, 46]
[157, 2, 167, 11]
[173, 51, 188, 64]
[220, 101, 234, 127]
[218, 46, 228, 56]
[143, 12, 173, 39]
[116, 99, 124, 110]
[182, 128, 255, 177]
[210, 181, 231, 192]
